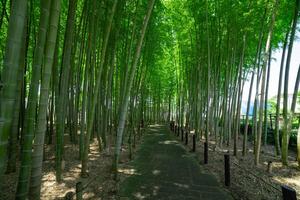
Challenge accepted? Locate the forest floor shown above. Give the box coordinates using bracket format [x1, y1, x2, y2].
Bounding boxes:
[2, 126, 299, 199]
[2, 131, 143, 200]
[179, 130, 300, 200]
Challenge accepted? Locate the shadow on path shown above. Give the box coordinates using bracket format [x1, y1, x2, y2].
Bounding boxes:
[119, 125, 233, 200]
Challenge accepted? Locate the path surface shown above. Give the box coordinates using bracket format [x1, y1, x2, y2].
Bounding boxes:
[119, 125, 233, 200]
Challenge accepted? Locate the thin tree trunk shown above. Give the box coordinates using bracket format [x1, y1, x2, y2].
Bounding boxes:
[16, 0, 52, 198]
[113, 0, 156, 178]
[255, 0, 279, 165]
[6, 12, 28, 173]
[55, 0, 77, 182]
[27, 0, 62, 198]
[0, 0, 27, 184]
[234, 35, 246, 157]
[263, 48, 272, 145]
[282, 0, 300, 165]
[275, 28, 289, 156]
[81, 0, 118, 177]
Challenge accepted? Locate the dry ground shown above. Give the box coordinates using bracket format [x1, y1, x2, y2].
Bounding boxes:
[3, 126, 299, 200]
[179, 130, 300, 200]
[2, 131, 143, 200]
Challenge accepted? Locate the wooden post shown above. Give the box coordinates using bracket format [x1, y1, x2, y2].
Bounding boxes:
[181, 128, 184, 141]
[177, 126, 180, 137]
[185, 130, 188, 145]
[204, 142, 208, 164]
[192, 134, 196, 152]
[76, 182, 83, 200]
[172, 122, 175, 132]
[282, 185, 297, 200]
[175, 125, 177, 135]
[224, 154, 230, 187]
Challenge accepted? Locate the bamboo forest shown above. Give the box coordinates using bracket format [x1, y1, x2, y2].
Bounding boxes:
[1, 0, 300, 199]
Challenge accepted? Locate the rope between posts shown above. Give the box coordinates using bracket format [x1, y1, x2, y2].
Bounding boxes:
[66, 175, 98, 199]
[170, 126, 283, 196]
[206, 144, 282, 194]
[182, 135, 282, 194]
[231, 161, 281, 193]
[81, 175, 98, 191]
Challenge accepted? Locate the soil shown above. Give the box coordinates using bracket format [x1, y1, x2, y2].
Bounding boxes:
[3, 126, 299, 200]
[180, 130, 300, 200]
[1, 130, 143, 200]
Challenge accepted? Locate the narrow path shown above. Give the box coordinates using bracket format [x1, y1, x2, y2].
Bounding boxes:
[119, 125, 233, 200]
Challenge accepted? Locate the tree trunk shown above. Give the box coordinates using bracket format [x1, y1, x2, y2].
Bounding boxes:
[275, 28, 289, 156]
[16, 0, 52, 198]
[27, 0, 62, 198]
[81, 0, 118, 177]
[113, 0, 156, 178]
[263, 48, 272, 145]
[0, 0, 27, 184]
[255, 0, 278, 165]
[55, 0, 77, 182]
[282, 0, 300, 165]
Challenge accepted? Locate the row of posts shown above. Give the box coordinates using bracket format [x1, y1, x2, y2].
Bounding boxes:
[170, 121, 196, 152]
[169, 121, 297, 200]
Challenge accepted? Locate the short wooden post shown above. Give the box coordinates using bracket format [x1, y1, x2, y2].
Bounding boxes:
[185, 131, 188, 145]
[175, 125, 177, 135]
[76, 182, 83, 200]
[192, 134, 196, 152]
[181, 128, 184, 141]
[177, 126, 180, 137]
[173, 122, 175, 132]
[204, 142, 208, 164]
[224, 154, 230, 187]
[282, 185, 297, 200]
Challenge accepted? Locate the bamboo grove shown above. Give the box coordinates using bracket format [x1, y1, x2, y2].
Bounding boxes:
[0, 0, 300, 199]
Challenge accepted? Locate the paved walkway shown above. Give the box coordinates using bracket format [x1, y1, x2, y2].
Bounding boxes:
[119, 125, 233, 200]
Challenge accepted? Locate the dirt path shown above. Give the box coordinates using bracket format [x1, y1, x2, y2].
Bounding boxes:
[119, 125, 233, 200]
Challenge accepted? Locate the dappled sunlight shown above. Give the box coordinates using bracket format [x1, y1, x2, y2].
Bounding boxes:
[270, 160, 300, 187]
[41, 163, 82, 199]
[273, 174, 300, 188]
[159, 140, 178, 145]
[133, 192, 150, 199]
[119, 125, 233, 199]
[149, 124, 163, 127]
[152, 186, 160, 196]
[174, 182, 190, 189]
[89, 154, 101, 161]
[2, 0, 300, 199]
[37, 139, 115, 199]
[132, 185, 161, 199]
[118, 167, 140, 176]
[152, 170, 161, 175]
[83, 191, 96, 199]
